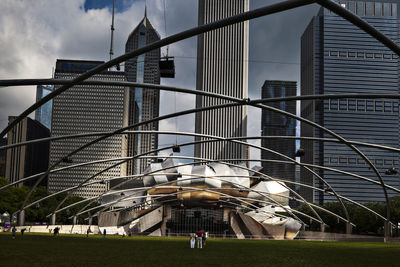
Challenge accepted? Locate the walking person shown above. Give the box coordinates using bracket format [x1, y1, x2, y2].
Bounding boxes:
[53, 227, 59, 236]
[103, 229, 107, 238]
[196, 230, 203, 249]
[12, 226, 16, 239]
[202, 231, 207, 247]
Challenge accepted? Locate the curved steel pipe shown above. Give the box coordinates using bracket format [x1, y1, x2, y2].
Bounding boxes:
[316, 0, 400, 55]
[61, 156, 322, 225]
[50, 157, 386, 224]
[19, 97, 389, 224]
[4, 128, 394, 226]
[48, 130, 346, 223]
[4, 129, 400, 154]
[4, 0, 400, 232]
[0, 0, 316, 139]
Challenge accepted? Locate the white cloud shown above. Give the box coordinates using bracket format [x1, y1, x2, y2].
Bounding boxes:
[0, 0, 319, 164]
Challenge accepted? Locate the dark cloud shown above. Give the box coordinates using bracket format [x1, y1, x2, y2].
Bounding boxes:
[0, 0, 320, 161]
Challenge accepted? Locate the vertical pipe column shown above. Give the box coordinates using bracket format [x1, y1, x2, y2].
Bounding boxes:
[51, 213, 56, 225]
[18, 210, 25, 226]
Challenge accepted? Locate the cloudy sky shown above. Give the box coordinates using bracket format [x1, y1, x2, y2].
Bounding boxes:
[0, 0, 320, 161]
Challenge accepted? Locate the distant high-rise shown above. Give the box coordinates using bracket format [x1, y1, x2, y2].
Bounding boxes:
[195, 0, 249, 163]
[5, 116, 50, 187]
[35, 85, 54, 130]
[48, 59, 128, 198]
[124, 11, 160, 175]
[0, 138, 6, 177]
[261, 81, 296, 188]
[301, 1, 400, 204]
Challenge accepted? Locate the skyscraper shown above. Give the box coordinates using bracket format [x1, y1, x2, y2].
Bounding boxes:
[261, 81, 296, 188]
[124, 11, 160, 175]
[195, 0, 249, 163]
[301, 1, 400, 204]
[35, 85, 54, 130]
[48, 59, 128, 198]
[5, 116, 50, 187]
[0, 138, 6, 177]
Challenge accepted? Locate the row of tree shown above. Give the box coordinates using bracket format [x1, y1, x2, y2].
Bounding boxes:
[295, 196, 400, 236]
[0, 177, 98, 225]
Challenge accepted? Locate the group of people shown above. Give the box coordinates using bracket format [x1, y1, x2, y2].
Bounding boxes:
[190, 230, 207, 248]
[11, 226, 26, 239]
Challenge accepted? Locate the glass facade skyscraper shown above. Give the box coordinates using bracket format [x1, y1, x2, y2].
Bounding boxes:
[35, 85, 54, 130]
[301, 1, 400, 204]
[124, 12, 160, 175]
[261, 81, 296, 192]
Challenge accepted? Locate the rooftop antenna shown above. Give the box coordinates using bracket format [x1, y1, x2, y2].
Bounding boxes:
[109, 0, 115, 62]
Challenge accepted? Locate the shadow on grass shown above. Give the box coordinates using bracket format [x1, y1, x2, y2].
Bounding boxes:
[0, 233, 399, 267]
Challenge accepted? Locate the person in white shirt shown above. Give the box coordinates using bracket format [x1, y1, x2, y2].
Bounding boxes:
[190, 234, 196, 248]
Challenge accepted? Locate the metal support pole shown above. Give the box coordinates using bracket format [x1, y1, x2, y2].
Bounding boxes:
[73, 216, 77, 225]
[320, 223, 325, 233]
[346, 222, 352, 235]
[88, 217, 93, 226]
[51, 213, 56, 225]
[18, 210, 25, 226]
[384, 220, 391, 242]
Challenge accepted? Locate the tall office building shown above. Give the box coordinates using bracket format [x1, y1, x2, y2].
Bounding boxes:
[124, 11, 160, 175]
[195, 0, 249, 163]
[48, 59, 128, 198]
[0, 138, 6, 177]
[261, 81, 296, 189]
[301, 1, 400, 204]
[5, 116, 50, 187]
[35, 85, 54, 130]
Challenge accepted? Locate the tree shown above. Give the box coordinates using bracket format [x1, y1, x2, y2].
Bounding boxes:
[0, 177, 97, 225]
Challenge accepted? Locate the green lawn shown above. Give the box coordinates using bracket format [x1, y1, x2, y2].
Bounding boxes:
[0, 233, 399, 267]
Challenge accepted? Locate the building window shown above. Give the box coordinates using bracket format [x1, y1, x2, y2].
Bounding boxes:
[390, 3, 394, 17]
[356, 1, 363, 15]
[357, 99, 366, 111]
[330, 99, 338, 110]
[340, 99, 347, 110]
[384, 101, 391, 112]
[366, 2, 374, 16]
[384, 54, 391, 60]
[349, 99, 356, 111]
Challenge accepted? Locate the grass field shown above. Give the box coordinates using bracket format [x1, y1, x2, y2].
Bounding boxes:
[1, 233, 400, 267]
